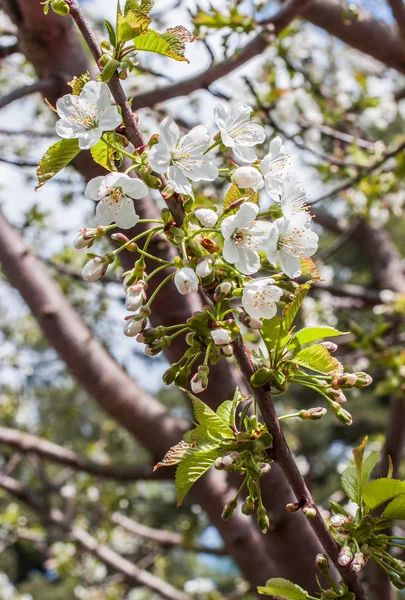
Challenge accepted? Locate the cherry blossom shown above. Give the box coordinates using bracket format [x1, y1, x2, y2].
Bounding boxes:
[147, 118, 218, 196]
[265, 212, 319, 278]
[55, 81, 121, 149]
[259, 136, 289, 201]
[233, 166, 264, 190]
[194, 208, 218, 227]
[221, 202, 274, 275]
[85, 173, 147, 229]
[214, 102, 265, 163]
[242, 278, 283, 320]
[174, 268, 199, 295]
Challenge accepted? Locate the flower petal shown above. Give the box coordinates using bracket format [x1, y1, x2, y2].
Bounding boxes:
[95, 198, 114, 226]
[120, 176, 148, 199]
[78, 128, 103, 149]
[148, 144, 171, 173]
[220, 214, 237, 240]
[235, 246, 260, 275]
[159, 117, 180, 150]
[279, 250, 302, 278]
[85, 176, 105, 200]
[167, 165, 193, 195]
[233, 145, 257, 163]
[114, 199, 139, 229]
[99, 105, 122, 131]
[222, 238, 239, 264]
[178, 125, 210, 155]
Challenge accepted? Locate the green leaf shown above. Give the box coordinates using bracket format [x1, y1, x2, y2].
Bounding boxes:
[68, 72, 90, 95]
[124, 0, 154, 14]
[257, 578, 308, 599]
[100, 57, 120, 83]
[133, 26, 194, 62]
[360, 450, 379, 493]
[363, 479, 405, 510]
[260, 316, 281, 353]
[186, 392, 232, 439]
[330, 501, 350, 518]
[382, 494, 405, 520]
[341, 464, 359, 503]
[90, 135, 117, 171]
[175, 446, 221, 506]
[104, 20, 117, 47]
[294, 326, 348, 346]
[36, 138, 81, 190]
[282, 283, 311, 333]
[294, 344, 342, 376]
[118, 9, 151, 42]
[216, 388, 241, 427]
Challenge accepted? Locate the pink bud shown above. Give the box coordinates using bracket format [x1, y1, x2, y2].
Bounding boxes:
[81, 258, 107, 282]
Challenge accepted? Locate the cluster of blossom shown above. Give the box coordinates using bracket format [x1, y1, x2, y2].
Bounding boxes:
[63, 81, 319, 351]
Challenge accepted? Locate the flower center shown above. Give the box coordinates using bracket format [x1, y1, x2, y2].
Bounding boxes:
[71, 101, 99, 130]
[233, 228, 254, 249]
[278, 226, 308, 256]
[107, 186, 124, 203]
[251, 289, 273, 311]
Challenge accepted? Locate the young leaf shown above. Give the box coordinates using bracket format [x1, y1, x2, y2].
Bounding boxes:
[260, 316, 281, 353]
[90, 134, 118, 171]
[360, 450, 379, 493]
[118, 9, 151, 42]
[104, 19, 117, 47]
[68, 71, 91, 95]
[185, 392, 232, 439]
[153, 440, 194, 471]
[294, 326, 348, 346]
[294, 344, 342, 376]
[216, 388, 241, 427]
[363, 479, 405, 510]
[36, 139, 81, 189]
[382, 494, 405, 519]
[282, 283, 311, 333]
[257, 578, 308, 599]
[223, 183, 258, 211]
[330, 501, 351, 518]
[175, 446, 221, 506]
[341, 464, 359, 503]
[124, 0, 154, 14]
[100, 57, 120, 83]
[133, 26, 195, 62]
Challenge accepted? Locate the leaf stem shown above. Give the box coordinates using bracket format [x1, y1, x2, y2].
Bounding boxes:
[145, 272, 175, 308]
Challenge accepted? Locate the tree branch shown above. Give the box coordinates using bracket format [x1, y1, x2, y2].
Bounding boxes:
[0, 426, 172, 481]
[112, 513, 227, 556]
[0, 78, 58, 110]
[387, 0, 405, 41]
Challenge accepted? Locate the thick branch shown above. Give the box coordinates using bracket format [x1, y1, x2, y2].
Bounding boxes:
[387, 0, 405, 41]
[112, 513, 227, 556]
[0, 426, 171, 481]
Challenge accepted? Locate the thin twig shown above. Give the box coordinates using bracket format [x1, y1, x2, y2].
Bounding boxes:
[0, 78, 58, 110]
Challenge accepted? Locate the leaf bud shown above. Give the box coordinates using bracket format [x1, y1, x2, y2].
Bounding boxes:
[100, 40, 112, 52]
[315, 554, 330, 574]
[257, 506, 270, 533]
[354, 372, 373, 387]
[286, 503, 300, 513]
[51, 0, 69, 15]
[138, 165, 161, 189]
[161, 184, 175, 199]
[221, 499, 237, 521]
[214, 281, 232, 302]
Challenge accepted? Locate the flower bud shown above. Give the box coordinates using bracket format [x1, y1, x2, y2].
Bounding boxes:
[213, 281, 233, 302]
[239, 311, 263, 330]
[299, 407, 327, 420]
[233, 166, 264, 190]
[214, 457, 224, 470]
[335, 407, 353, 426]
[320, 341, 338, 353]
[125, 284, 145, 312]
[241, 496, 255, 515]
[331, 514, 347, 528]
[338, 546, 353, 567]
[190, 365, 209, 394]
[258, 462, 271, 475]
[194, 208, 218, 228]
[210, 328, 231, 346]
[174, 268, 199, 295]
[82, 258, 107, 282]
[316, 554, 329, 574]
[221, 344, 234, 357]
[196, 257, 213, 279]
[354, 372, 373, 388]
[221, 500, 237, 521]
[352, 552, 365, 572]
[124, 317, 146, 337]
[257, 506, 270, 533]
[329, 388, 347, 403]
[303, 506, 317, 519]
[337, 373, 358, 388]
[73, 228, 98, 249]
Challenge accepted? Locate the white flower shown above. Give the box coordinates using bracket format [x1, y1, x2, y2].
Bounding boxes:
[210, 328, 231, 346]
[260, 136, 289, 201]
[196, 258, 213, 279]
[191, 375, 206, 394]
[55, 81, 121, 149]
[233, 166, 264, 190]
[266, 212, 319, 279]
[125, 285, 144, 311]
[82, 258, 107, 282]
[85, 173, 147, 229]
[214, 102, 265, 163]
[124, 317, 145, 337]
[174, 268, 199, 295]
[148, 118, 218, 195]
[194, 207, 218, 227]
[221, 202, 274, 275]
[242, 278, 282, 320]
[280, 179, 309, 219]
